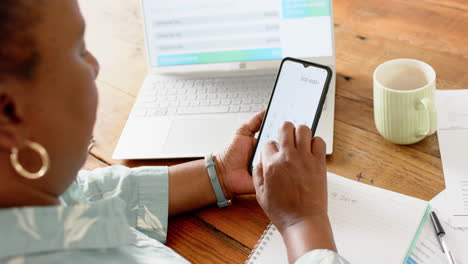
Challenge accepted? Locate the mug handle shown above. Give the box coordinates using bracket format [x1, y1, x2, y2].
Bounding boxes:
[417, 98, 437, 137]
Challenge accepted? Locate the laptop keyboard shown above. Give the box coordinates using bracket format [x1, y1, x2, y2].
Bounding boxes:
[132, 75, 328, 118]
[132, 76, 275, 117]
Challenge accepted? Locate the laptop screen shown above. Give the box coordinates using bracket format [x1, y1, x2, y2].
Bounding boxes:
[142, 0, 333, 67]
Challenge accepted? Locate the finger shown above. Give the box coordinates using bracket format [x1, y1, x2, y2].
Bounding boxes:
[262, 140, 279, 163]
[311, 137, 327, 158]
[253, 152, 268, 209]
[278, 121, 296, 151]
[295, 125, 312, 153]
[253, 152, 265, 191]
[236, 109, 266, 137]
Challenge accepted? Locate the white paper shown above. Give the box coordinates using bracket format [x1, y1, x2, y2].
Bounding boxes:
[436, 90, 468, 227]
[249, 172, 428, 264]
[436, 90, 468, 130]
[408, 191, 468, 264]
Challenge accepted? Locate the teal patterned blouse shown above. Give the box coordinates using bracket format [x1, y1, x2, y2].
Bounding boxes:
[0, 165, 349, 264]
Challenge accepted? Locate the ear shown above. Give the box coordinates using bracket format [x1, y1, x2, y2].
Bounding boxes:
[0, 88, 27, 151]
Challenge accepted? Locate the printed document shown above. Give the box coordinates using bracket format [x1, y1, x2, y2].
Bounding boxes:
[436, 89, 468, 227]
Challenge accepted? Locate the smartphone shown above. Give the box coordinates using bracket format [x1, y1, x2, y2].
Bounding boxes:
[249, 57, 332, 172]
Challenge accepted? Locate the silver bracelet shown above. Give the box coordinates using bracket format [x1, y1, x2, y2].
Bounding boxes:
[205, 154, 231, 208]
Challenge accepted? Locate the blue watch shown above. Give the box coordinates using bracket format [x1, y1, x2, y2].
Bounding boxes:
[205, 154, 231, 208]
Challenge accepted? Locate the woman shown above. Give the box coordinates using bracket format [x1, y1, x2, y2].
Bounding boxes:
[0, 1, 349, 263]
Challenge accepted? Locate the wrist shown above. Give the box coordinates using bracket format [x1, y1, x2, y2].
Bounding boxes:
[280, 214, 336, 263]
[212, 154, 233, 200]
[277, 212, 328, 233]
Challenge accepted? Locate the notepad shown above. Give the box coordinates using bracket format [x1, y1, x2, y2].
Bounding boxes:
[246, 172, 429, 264]
[409, 190, 468, 264]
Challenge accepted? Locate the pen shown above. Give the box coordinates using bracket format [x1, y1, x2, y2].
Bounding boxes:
[430, 211, 457, 264]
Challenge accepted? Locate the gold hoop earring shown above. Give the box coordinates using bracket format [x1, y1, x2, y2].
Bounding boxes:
[10, 140, 50, 180]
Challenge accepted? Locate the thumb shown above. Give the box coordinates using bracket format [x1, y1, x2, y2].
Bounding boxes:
[236, 110, 266, 137]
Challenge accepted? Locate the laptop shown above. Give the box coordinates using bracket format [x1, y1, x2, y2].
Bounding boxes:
[113, 0, 336, 159]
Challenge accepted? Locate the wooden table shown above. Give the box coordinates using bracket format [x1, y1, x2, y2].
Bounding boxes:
[78, 0, 467, 263]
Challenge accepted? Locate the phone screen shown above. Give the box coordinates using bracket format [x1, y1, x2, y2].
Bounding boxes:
[251, 59, 330, 168]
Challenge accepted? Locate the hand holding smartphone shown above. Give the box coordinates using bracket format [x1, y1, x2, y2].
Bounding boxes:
[250, 58, 332, 172]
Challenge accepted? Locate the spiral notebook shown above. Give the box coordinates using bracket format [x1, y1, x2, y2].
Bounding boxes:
[246, 173, 430, 264]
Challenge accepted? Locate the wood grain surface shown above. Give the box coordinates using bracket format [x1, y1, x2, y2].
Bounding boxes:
[79, 0, 467, 263]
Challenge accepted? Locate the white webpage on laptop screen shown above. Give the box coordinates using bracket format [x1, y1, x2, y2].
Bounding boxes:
[141, 0, 334, 67]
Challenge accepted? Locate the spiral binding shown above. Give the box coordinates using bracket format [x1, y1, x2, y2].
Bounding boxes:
[245, 223, 276, 264]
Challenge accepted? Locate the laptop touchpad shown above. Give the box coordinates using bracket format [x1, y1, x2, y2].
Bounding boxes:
[163, 118, 238, 154]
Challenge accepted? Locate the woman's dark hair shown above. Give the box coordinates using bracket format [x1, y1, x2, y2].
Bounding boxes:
[0, 0, 40, 82]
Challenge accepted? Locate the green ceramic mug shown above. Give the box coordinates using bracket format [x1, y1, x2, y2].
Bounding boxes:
[373, 59, 437, 145]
